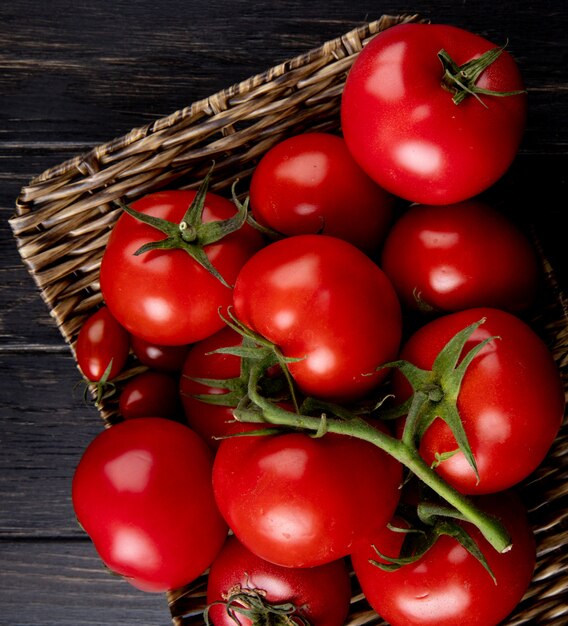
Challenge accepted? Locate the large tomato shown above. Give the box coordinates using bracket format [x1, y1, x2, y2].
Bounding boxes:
[205, 535, 351, 626]
[100, 190, 264, 346]
[212, 429, 402, 568]
[232, 234, 402, 403]
[393, 307, 564, 494]
[72, 417, 228, 592]
[341, 23, 527, 204]
[381, 200, 540, 313]
[249, 132, 394, 254]
[351, 491, 536, 626]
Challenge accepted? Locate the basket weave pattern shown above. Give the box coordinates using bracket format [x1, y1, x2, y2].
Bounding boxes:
[11, 13, 567, 626]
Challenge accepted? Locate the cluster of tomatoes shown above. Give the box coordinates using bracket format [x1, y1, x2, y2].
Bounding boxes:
[70, 22, 565, 626]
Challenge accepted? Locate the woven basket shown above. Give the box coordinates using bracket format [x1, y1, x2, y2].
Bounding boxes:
[11, 13, 567, 626]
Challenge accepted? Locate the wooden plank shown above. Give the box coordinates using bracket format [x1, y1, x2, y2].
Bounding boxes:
[0, 540, 171, 626]
[0, 352, 103, 537]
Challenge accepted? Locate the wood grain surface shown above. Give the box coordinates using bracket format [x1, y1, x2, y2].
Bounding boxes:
[1, 1, 566, 624]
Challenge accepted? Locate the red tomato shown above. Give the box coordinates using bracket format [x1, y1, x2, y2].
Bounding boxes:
[381, 200, 540, 313]
[393, 308, 564, 494]
[100, 190, 264, 346]
[118, 370, 182, 420]
[341, 23, 527, 204]
[249, 132, 395, 254]
[352, 491, 536, 626]
[206, 535, 352, 626]
[212, 430, 402, 568]
[72, 418, 228, 592]
[75, 306, 130, 381]
[233, 234, 402, 403]
[180, 326, 261, 448]
[130, 335, 190, 372]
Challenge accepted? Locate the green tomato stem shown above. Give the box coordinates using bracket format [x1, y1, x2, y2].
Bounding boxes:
[241, 355, 512, 555]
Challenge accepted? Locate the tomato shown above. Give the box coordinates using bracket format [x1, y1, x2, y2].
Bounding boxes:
[249, 132, 395, 254]
[118, 370, 183, 420]
[212, 429, 402, 568]
[100, 190, 264, 346]
[393, 307, 564, 494]
[75, 306, 130, 381]
[381, 200, 540, 313]
[351, 491, 536, 626]
[233, 234, 402, 403]
[180, 326, 261, 448]
[130, 335, 190, 372]
[72, 417, 228, 592]
[341, 23, 527, 204]
[205, 535, 352, 626]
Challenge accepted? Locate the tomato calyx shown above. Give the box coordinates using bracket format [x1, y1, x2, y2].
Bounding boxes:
[371, 500, 497, 584]
[117, 168, 248, 287]
[438, 45, 526, 106]
[204, 583, 311, 625]
[79, 358, 117, 407]
[381, 317, 499, 482]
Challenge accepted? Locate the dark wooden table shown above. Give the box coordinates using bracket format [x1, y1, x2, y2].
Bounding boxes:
[1, 1, 566, 624]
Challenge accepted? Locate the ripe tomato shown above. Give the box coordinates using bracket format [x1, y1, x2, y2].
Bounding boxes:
[130, 335, 190, 372]
[75, 306, 130, 381]
[233, 234, 402, 403]
[212, 429, 402, 568]
[180, 326, 261, 448]
[351, 491, 536, 626]
[100, 190, 264, 346]
[393, 307, 564, 494]
[205, 535, 352, 626]
[249, 132, 395, 254]
[118, 370, 183, 420]
[381, 200, 540, 313]
[341, 23, 527, 204]
[72, 417, 228, 592]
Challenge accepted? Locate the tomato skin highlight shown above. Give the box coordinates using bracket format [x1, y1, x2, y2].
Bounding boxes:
[249, 132, 395, 254]
[100, 190, 264, 346]
[393, 307, 565, 494]
[352, 491, 536, 626]
[75, 306, 130, 381]
[72, 418, 228, 592]
[381, 200, 540, 313]
[341, 23, 527, 205]
[212, 430, 402, 568]
[206, 535, 352, 626]
[233, 234, 402, 403]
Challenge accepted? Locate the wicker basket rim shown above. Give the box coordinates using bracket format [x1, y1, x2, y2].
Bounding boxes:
[14, 13, 423, 205]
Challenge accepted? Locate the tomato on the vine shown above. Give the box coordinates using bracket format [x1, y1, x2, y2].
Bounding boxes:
[180, 326, 262, 448]
[392, 307, 564, 494]
[352, 491, 536, 626]
[100, 187, 264, 346]
[205, 535, 351, 626]
[212, 429, 402, 568]
[75, 306, 130, 382]
[381, 199, 540, 313]
[72, 417, 228, 592]
[341, 23, 527, 204]
[249, 132, 395, 254]
[233, 234, 402, 403]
